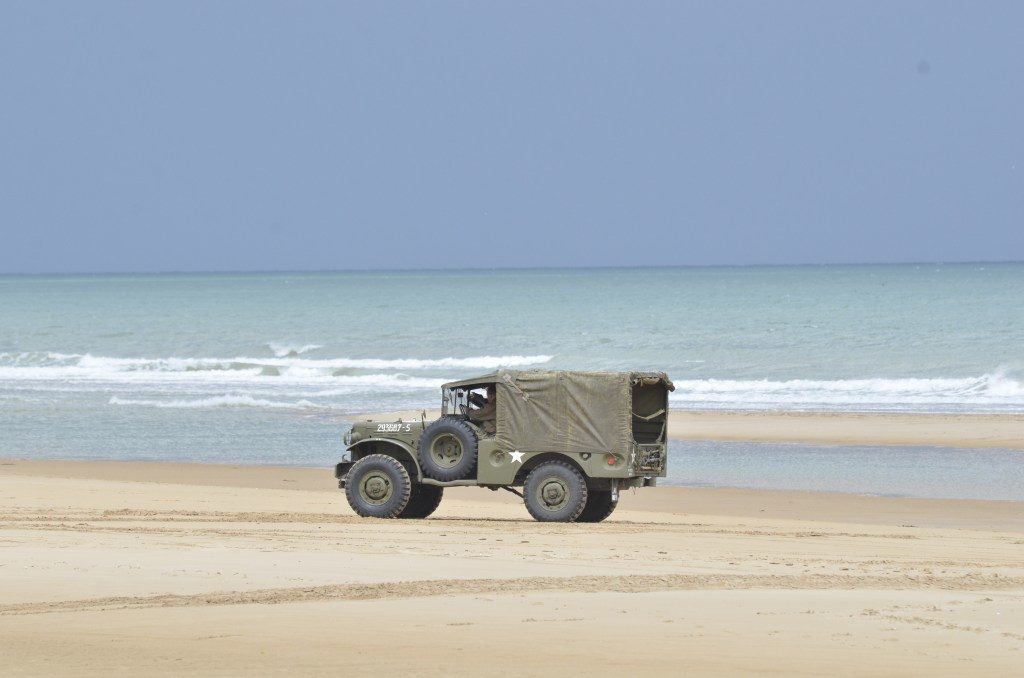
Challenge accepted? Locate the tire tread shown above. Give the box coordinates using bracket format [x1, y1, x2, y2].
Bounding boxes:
[398, 484, 444, 519]
[523, 460, 588, 522]
[344, 454, 412, 518]
[576, 490, 618, 523]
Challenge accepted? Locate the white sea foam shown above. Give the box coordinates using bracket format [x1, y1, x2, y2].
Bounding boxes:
[0, 365, 446, 390]
[0, 352, 553, 390]
[4, 352, 1024, 412]
[108, 395, 339, 410]
[267, 342, 323, 358]
[669, 371, 1024, 410]
[0, 352, 553, 374]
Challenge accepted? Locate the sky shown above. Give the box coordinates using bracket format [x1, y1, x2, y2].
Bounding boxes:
[1, 1, 1022, 274]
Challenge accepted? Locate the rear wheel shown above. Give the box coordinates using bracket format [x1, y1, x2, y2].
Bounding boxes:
[576, 490, 618, 523]
[523, 461, 588, 522]
[344, 454, 412, 518]
[398, 484, 444, 519]
[418, 418, 478, 481]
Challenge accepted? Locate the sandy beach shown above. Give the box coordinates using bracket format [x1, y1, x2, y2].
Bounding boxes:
[2, 458, 1023, 676]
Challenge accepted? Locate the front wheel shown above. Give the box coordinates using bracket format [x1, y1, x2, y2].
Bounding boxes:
[523, 461, 588, 522]
[344, 454, 412, 518]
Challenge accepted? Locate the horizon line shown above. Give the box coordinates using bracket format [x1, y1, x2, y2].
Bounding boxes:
[1, 259, 1022, 278]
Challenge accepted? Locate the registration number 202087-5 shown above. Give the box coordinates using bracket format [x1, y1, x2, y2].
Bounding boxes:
[376, 423, 412, 433]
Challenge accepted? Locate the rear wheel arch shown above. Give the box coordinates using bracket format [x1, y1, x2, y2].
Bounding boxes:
[513, 452, 587, 486]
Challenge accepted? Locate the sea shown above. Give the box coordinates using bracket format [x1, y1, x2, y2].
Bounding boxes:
[2, 264, 1022, 500]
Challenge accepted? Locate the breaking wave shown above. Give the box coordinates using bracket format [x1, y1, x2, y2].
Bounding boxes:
[108, 395, 342, 410]
[4, 352, 1022, 412]
[0, 351, 553, 411]
[267, 342, 323, 358]
[0, 352, 553, 382]
[670, 370, 1024, 411]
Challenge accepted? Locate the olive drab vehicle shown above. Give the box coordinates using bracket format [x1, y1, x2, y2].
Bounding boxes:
[336, 370, 674, 523]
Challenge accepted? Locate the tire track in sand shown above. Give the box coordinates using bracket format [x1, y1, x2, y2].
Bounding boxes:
[3, 573, 1023, 616]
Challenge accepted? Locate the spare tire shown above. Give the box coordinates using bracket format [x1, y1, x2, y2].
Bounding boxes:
[418, 417, 478, 481]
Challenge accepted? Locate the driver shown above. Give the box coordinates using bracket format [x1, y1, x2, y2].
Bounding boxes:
[468, 385, 497, 435]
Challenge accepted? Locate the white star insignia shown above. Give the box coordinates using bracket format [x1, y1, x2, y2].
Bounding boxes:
[630, 451, 637, 465]
[509, 450, 525, 464]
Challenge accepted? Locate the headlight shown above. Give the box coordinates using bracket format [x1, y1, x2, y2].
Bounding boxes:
[343, 429, 352, 445]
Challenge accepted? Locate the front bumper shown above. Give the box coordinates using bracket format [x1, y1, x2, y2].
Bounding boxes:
[335, 461, 355, 487]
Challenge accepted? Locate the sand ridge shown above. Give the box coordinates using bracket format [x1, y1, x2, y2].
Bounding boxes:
[5, 573, 1024, 618]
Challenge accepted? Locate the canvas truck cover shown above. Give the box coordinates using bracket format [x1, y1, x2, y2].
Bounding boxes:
[452, 369, 674, 456]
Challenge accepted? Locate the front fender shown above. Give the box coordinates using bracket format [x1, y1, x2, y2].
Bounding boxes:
[344, 438, 423, 481]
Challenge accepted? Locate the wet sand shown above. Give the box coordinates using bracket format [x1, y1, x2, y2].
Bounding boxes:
[2, 459, 1022, 675]
[361, 409, 1024, 448]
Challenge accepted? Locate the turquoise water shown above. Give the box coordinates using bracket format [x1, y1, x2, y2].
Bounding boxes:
[1, 264, 1022, 498]
[670, 441, 1024, 501]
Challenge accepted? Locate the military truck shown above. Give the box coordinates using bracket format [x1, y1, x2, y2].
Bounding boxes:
[336, 369, 673, 522]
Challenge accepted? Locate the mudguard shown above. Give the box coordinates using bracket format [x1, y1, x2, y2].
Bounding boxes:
[339, 438, 423, 483]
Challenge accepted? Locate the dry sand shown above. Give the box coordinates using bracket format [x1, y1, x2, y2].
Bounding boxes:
[2, 458, 1023, 676]
[360, 409, 1024, 448]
